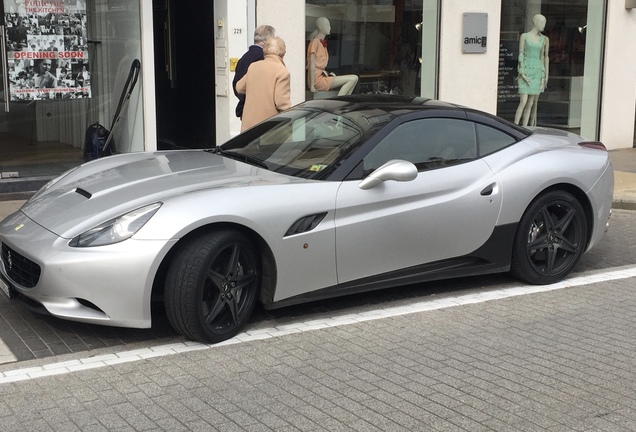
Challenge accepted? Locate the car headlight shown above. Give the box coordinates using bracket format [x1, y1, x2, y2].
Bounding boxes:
[69, 203, 162, 247]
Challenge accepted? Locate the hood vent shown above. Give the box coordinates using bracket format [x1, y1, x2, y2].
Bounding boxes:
[285, 212, 327, 237]
[75, 188, 92, 199]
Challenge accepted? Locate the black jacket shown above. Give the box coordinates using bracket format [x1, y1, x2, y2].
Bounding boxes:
[232, 45, 264, 118]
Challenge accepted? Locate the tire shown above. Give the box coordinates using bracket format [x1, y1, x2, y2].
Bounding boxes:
[165, 230, 260, 343]
[511, 190, 587, 285]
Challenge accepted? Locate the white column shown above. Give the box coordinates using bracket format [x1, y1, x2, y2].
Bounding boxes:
[437, 1, 501, 113]
[596, 3, 636, 149]
[139, 0, 156, 152]
[256, 0, 306, 108]
[218, 0, 249, 142]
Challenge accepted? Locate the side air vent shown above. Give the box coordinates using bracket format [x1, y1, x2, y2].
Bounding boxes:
[75, 188, 92, 199]
[284, 212, 328, 237]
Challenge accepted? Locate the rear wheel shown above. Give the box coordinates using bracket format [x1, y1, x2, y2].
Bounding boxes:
[165, 230, 260, 343]
[511, 190, 587, 285]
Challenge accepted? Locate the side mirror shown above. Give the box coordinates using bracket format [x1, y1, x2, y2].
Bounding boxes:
[358, 159, 418, 190]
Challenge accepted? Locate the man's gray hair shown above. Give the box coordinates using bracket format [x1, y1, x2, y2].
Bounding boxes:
[254, 25, 276, 45]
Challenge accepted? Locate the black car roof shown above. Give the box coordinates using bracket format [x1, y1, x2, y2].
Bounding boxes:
[300, 94, 462, 116]
[300, 95, 530, 140]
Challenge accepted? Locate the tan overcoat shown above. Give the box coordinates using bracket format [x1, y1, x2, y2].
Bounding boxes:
[236, 54, 291, 132]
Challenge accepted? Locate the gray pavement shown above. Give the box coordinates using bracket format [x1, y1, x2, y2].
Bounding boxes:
[1, 269, 636, 431]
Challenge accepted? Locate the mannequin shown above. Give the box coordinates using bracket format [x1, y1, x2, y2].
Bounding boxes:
[514, 14, 550, 126]
[307, 17, 358, 96]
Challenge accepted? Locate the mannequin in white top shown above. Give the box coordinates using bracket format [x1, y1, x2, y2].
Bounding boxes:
[307, 17, 358, 96]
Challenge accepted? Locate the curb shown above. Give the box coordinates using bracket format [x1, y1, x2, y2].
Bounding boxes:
[612, 201, 636, 211]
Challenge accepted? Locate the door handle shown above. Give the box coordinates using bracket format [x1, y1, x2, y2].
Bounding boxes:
[480, 183, 496, 196]
[0, 25, 10, 112]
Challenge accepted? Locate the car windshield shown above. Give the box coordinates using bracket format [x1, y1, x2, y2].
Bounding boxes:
[218, 108, 368, 179]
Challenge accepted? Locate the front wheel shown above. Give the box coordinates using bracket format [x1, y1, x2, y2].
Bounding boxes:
[511, 190, 587, 285]
[165, 230, 260, 343]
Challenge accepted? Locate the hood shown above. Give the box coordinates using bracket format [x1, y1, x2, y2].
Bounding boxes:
[21, 150, 300, 237]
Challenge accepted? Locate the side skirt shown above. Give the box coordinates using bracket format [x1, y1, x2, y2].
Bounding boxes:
[264, 223, 517, 310]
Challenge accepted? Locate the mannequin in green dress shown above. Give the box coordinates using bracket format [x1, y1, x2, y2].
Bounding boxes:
[514, 14, 549, 126]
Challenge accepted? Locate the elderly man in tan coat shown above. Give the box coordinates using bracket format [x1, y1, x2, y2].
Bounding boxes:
[236, 36, 291, 132]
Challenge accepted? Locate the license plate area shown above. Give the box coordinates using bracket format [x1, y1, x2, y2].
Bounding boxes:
[0, 275, 15, 300]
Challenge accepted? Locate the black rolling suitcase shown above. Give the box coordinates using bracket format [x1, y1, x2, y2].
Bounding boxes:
[83, 59, 141, 161]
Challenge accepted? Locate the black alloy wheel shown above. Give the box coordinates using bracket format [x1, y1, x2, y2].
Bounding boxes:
[165, 230, 260, 343]
[511, 190, 587, 285]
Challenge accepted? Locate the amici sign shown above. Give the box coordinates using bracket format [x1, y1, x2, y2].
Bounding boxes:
[462, 12, 488, 54]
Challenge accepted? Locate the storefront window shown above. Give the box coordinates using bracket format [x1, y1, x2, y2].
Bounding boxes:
[497, 0, 605, 139]
[305, 0, 438, 99]
[1, 0, 144, 179]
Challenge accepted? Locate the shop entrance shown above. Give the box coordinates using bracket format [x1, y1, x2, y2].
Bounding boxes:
[0, 1, 84, 182]
[1, 2, 146, 189]
[153, 0, 216, 150]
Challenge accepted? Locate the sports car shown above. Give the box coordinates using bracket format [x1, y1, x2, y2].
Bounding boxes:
[0, 95, 614, 343]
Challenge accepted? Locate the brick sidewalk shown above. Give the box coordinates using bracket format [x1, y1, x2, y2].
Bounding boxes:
[1, 274, 636, 431]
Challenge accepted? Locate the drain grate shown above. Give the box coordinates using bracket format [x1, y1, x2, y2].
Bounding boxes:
[0, 192, 36, 202]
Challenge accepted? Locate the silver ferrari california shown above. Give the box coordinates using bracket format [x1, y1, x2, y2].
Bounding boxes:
[0, 96, 614, 343]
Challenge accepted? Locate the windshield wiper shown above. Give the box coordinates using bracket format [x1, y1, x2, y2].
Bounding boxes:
[209, 147, 268, 169]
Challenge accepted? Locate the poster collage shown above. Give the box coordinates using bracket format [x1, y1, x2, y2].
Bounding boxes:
[3, 0, 90, 101]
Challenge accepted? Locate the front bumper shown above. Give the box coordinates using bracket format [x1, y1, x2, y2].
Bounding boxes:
[0, 210, 176, 328]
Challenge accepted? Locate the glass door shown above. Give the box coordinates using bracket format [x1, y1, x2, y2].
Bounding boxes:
[1, 1, 145, 186]
[1, 23, 8, 115]
[1, 3, 9, 176]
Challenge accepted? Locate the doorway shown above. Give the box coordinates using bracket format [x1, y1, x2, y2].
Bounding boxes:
[153, 0, 216, 150]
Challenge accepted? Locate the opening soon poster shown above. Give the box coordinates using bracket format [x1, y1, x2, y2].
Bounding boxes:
[3, 0, 91, 101]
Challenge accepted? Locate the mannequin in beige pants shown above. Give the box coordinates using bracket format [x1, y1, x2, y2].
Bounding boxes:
[307, 17, 358, 96]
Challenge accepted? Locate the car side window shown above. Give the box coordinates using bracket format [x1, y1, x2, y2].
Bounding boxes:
[363, 118, 478, 173]
[476, 123, 517, 156]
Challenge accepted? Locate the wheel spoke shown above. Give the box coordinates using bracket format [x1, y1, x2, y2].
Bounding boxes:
[557, 237, 577, 254]
[544, 245, 557, 274]
[205, 296, 226, 325]
[540, 207, 556, 232]
[555, 206, 576, 233]
[204, 243, 253, 328]
[232, 273, 256, 292]
[226, 296, 239, 324]
[526, 233, 549, 252]
[227, 244, 241, 275]
[207, 269, 225, 292]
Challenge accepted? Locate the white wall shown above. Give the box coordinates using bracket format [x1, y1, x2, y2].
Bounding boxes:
[256, 0, 306, 109]
[437, 1, 501, 113]
[215, 0, 304, 144]
[214, 1, 264, 144]
[599, 4, 636, 150]
[213, 0, 230, 145]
